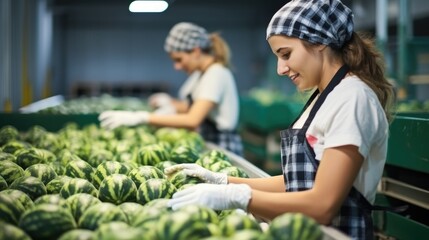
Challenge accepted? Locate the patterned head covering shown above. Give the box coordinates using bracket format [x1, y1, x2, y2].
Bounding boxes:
[266, 0, 354, 49]
[164, 22, 211, 52]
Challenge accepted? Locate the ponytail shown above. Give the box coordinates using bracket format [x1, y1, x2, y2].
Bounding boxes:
[205, 32, 232, 68]
[341, 32, 395, 122]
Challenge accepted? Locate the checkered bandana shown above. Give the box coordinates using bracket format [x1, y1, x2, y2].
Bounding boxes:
[266, 0, 354, 49]
[164, 22, 211, 52]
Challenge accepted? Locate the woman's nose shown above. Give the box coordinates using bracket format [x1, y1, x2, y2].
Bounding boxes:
[277, 61, 289, 76]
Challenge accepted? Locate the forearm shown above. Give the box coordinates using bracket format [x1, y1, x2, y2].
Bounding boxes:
[148, 114, 200, 129]
[248, 189, 336, 224]
[170, 99, 190, 113]
[228, 175, 285, 192]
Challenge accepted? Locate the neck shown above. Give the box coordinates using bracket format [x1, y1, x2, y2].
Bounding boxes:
[200, 56, 215, 72]
[318, 62, 345, 92]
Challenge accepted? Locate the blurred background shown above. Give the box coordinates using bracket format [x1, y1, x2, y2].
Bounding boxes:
[1, 0, 429, 110]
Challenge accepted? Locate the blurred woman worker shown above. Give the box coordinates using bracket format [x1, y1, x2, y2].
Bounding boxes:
[165, 0, 395, 239]
[99, 22, 243, 156]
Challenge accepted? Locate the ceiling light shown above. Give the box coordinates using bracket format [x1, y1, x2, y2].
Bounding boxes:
[129, 0, 169, 13]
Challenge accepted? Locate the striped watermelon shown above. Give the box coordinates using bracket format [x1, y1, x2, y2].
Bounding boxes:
[154, 127, 188, 144]
[49, 161, 66, 175]
[118, 202, 145, 225]
[92, 161, 130, 188]
[157, 140, 173, 153]
[208, 160, 233, 172]
[135, 144, 170, 166]
[0, 125, 19, 146]
[219, 213, 262, 236]
[136, 178, 176, 205]
[143, 197, 171, 210]
[0, 151, 16, 162]
[34, 194, 69, 209]
[15, 147, 56, 169]
[179, 204, 219, 224]
[23, 163, 58, 185]
[0, 175, 7, 190]
[65, 192, 101, 223]
[58, 229, 94, 240]
[168, 171, 204, 189]
[64, 159, 95, 182]
[231, 229, 262, 240]
[0, 221, 32, 240]
[78, 202, 128, 230]
[98, 174, 137, 204]
[132, 206, 169, 239]
[128, 165, 165, 187]
[1, 140, 31, 155]
[9, 175, 47, 200]
[57, 149, 83, 167]
[60, 178, 98, 199]
[170, 145, 200, 164]
[19, 203, 77, 240]
[220, 166, 249, 178]
[94, 221, 143, 240]
[155, 160, 177, 172]
[265, 212, 323, 240]
[201, 149, 229, 161]
[156, 211, 212, 240]
[46, 175, 72, 194]
[87, 149, 114, 168]
[0, 160, 25, 185]
[0, 193, 26, 225]
[22, 125, 48, 144]
[0, 189, 34, 210]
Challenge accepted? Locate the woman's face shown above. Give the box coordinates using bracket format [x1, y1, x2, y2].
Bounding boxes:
[268, 35, 323, 91]
[169, 50, 199, 74]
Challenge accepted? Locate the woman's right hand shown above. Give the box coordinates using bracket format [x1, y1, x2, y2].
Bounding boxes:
[164, 163, 227, 184]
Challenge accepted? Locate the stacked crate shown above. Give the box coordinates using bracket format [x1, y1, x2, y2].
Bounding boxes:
[239, 96, 304, 176]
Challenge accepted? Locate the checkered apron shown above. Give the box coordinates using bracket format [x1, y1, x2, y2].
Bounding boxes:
[280, 65, 374, 239]
[186, 92, 243, 157]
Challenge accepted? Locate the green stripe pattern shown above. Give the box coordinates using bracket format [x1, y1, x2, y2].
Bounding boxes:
[128, 166, 165, 187]
[98, 174, 137, 204]
[92, 161, 129, 188]
[136, 178, 176, 205]
[266, 212, 323, 240]
[65, 193, 101, 223]
[64, 159, 94, 182]
[0, 160, 25, 185]
[78, 202, 128, 230]
[219, 214, 262, 237]
[18, 204, 77, 240]
[135, 144, 169, 166]
[9, 176, 47, 201]
[23, 163, 57, 185]
[59, 178, 97, 199]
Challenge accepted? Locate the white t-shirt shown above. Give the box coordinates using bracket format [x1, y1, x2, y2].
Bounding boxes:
[293, 75, 388, 204]
[179, 63, 239, 131]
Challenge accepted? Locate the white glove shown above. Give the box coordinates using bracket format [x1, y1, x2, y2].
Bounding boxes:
[168, 183, 252, 211]
[148, 92, 171, 108]
[164, 163, 227, 184]
[153, 104, 176, 115]
[98, 110, 150, 130]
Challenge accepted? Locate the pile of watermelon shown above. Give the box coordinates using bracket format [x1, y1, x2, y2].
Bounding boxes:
[0, 124, 323, 240]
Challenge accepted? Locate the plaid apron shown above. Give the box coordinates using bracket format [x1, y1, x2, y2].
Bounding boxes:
[280, 65, 374, 239]
[187, 95, 243, 157]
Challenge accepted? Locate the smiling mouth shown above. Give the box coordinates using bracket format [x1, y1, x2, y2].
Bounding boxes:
[289, 74, 299, 82]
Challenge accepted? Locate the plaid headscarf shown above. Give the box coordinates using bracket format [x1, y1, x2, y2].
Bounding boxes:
[266, 0, 354, 49]
[164, 22, 211, 52]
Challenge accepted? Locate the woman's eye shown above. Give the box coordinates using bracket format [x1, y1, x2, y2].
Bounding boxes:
[281, 52, 290, 59]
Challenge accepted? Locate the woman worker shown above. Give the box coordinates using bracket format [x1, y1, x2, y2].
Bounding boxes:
[165, 0, 395, 239]
[99, 22, 243, 156]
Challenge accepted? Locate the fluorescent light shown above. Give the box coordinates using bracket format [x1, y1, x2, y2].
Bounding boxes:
[129, 0, 169, 13]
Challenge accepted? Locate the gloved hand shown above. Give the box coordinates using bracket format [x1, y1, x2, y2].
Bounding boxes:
[98, 110, 150, 130]
[148, 92, 172, 108]
[168, 183, 252, 211]
[164, 163, 227, 184]
[153, 104, 176, 115]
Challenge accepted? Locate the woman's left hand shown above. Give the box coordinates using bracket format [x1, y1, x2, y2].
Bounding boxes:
[168, 183, 252, 211]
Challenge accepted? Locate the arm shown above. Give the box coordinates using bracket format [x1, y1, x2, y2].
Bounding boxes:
[148, 99, 215, 129]
[228, 175, 286, 192]
[248, 145, 363, 224]
[170, 99, 191, 113]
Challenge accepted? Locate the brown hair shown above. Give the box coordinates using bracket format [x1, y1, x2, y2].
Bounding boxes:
[340, 32, 395, 122]
[202, 32, 232, 68]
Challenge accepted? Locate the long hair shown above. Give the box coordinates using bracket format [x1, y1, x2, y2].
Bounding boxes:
[340, 32, 395, 122]
[202, 32, 232, 68]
